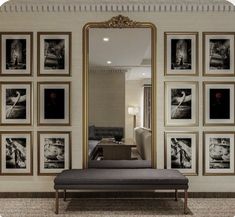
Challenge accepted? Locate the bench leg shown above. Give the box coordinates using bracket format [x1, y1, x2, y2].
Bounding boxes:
[55, 190, 59, 214]
[184, 189, 188, 214]
[175, 189, 178, 201]
[64, 189, 67, 202]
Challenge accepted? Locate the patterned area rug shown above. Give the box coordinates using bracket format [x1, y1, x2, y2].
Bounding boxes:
[0, 198, 235, 217]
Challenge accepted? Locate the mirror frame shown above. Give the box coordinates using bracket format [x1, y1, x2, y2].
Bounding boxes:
[82, 15, 157, 169]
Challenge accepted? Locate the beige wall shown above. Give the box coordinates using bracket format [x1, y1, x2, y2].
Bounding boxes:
[89, 70, 125, 128]
[0, 1, 235, 192]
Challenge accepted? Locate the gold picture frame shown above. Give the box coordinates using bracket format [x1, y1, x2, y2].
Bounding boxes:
[0, 131, 33, 176]
[203, 32, 235, 76]
[37, 82, 71, 126]
[0, 32, 33, 76]
[203, 82, 235, 126]
[203, 131, 235, 176]
[164, 131, 198, 176]
[0, 81, 33, 126]
[164, 81, 199, 127]
[164, 32, 198, 76]
[37, 32, 72, 76]
[37, 131, 71, 176]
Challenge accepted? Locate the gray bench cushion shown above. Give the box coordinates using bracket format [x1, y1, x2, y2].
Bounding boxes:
[54, 169, 188, 187]
[88, 160, 152, 168]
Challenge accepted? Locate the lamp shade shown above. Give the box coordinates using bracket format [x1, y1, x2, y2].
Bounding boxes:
[227, 0, 235, 5]
[128, 106, 139, 115]
[0, 0, 9, 7]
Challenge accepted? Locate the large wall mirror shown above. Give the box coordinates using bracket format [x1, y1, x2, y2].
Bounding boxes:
[83, 15, 156, 169]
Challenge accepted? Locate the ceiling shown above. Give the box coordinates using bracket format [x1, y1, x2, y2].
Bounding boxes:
[89, 28, 151, 80]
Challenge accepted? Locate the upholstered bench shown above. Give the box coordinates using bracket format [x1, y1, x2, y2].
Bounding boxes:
[54, 169, 189, 214]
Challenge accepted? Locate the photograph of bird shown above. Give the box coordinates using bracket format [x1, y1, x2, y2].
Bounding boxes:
[6, 91, 26, 118]
[171, 91, 191, 117]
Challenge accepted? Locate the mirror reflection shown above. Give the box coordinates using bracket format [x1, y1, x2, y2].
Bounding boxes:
[88, 28, 152, 168]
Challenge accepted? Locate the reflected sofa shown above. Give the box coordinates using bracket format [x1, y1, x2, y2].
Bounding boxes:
[134, 127, 152, 160]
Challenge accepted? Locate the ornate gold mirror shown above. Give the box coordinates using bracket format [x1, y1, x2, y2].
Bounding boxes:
[83, 15, 156, 169]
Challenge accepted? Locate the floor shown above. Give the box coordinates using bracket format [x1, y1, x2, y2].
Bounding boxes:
[0, 198, 235, 217]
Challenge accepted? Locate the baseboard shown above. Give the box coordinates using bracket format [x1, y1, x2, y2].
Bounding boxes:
[0, 192, 235, 198]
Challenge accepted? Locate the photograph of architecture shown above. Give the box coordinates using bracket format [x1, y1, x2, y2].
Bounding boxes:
[0, 0, 235, 216]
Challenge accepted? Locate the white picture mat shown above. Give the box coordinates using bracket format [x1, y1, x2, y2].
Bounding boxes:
[205, 34, 234, 75]
[1, 83, 31, 124]
[165, 82, 197, 126]
[39, 34, 69, 75]
[166, 133, 197, 174]
[205, 83, 234, 124]
[39, 133, 70, 174]
[1, 133, 31, 173]
[205, 133, 234, 174]
[1, 34, 31, 75]
[166, 34, 196, 75]
[39, 84, 69, 124]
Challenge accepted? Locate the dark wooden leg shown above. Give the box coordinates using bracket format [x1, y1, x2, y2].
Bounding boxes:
[64, 189, 67, 202]
[175, 189, 178, 201]
[184, 189, 188, 214]
[55, 190, 59, 214]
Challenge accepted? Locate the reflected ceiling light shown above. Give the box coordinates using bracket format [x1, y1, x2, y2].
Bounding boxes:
[107, 61, 112, 64]
[142, 73, 146, 76]
[227, 0, 235, 5]
[103, 37, 109, 42]
[0, 0, 9, 6]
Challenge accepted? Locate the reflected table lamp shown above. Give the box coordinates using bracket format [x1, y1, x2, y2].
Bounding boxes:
[226, 0, 235, 5]
[128, 106, 139, 128]
[0, 0, 9, 7]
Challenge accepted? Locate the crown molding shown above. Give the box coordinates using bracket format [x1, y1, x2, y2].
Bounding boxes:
[0, 0, 234, 13]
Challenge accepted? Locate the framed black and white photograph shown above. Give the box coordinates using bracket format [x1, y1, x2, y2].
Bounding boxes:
[38, 82, 70, 125]
[0, 132, 33, 175]
[0, 32, 33, 76]
[165, 82, 198, 126]
[203, 132, 235, 175]
[203, 32, 235, 76]
[38, 32, 71, 76]
[0, 82, 32, 125]
[203, 82, 235, 126]
[38, 132, 71, 175]
[165, 132, 198, 175]
[164, 32, 198, 76]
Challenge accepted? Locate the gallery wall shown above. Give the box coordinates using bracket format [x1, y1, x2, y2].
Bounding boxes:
[0, 0, 235, 192]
